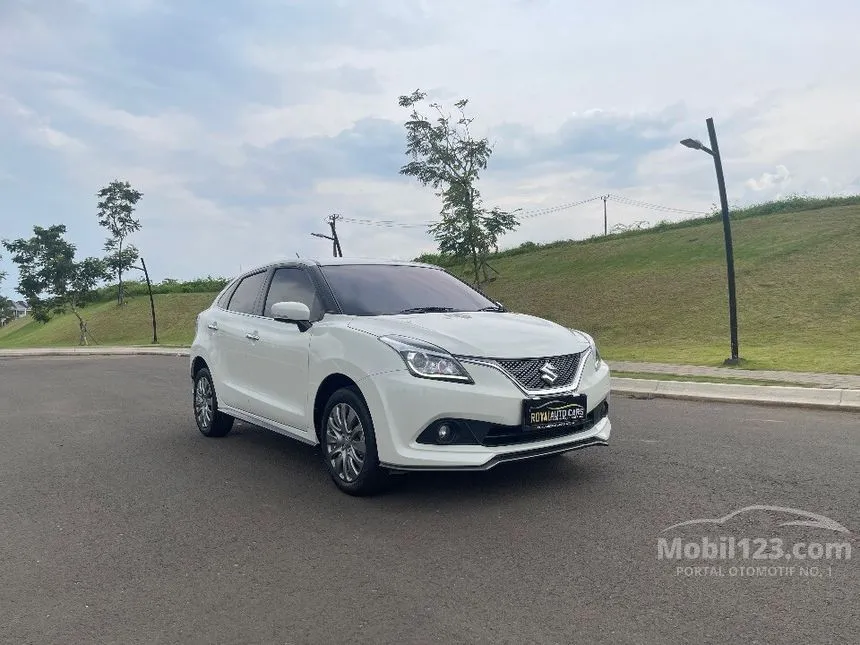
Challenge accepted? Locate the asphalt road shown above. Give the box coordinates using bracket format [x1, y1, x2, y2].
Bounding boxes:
[1, 356, 857, 645]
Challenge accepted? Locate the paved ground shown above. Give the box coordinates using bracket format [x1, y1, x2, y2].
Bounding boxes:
[4, 347, 858, 389]
[609, 360, 860, 389]
[1, 356, 857, 645]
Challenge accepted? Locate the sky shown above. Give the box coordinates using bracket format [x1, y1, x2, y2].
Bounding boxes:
[2, 0, 860, 297]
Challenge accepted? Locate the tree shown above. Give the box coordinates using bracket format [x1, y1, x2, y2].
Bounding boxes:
[96, 179, 143, 305]
[2, 225, 109, 344]
[0, 296, 12, 326]
[398, 89, 519, 285]
[0, 251, 10, 325]
[103, 236, 140, 297]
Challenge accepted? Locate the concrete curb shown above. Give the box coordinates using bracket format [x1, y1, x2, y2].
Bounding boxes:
[1, 348, 857, 412]
[612, 377, 860, 412]
[0, 347, 190, 357]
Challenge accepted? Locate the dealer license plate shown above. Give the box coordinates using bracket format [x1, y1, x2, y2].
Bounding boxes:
[523, 394, 588, 431]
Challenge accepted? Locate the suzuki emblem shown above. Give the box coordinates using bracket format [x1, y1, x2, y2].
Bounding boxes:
[539, 361, 559, 385]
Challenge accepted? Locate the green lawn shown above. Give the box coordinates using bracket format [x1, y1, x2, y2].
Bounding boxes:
[450, 203, 860, 374]
[2, 200, 858, 374]
[0, 316, 31, 340]
[0, 293, 216, 348]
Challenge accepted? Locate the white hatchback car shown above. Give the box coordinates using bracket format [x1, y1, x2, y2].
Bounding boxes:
[190, 258, 611, 495]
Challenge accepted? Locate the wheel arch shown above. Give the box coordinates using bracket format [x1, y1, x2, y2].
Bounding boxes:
[313, 373, 369, 443]
[191, 355, 208, 378]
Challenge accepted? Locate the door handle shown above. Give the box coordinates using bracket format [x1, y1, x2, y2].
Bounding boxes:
[245, 332, 260, 341]
[207, 322, 218, 330]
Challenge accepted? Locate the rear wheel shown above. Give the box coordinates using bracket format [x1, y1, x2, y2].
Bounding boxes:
[321, 387, 388, 496]
[193, 367, 234, 437]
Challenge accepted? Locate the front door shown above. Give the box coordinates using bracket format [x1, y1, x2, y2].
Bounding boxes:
[240, 267, 323, 433]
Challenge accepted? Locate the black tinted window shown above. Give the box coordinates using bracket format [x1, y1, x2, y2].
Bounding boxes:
[227, 271, 266, 314]
[263, 268, 321, 318]
[320, 264, 495, 315]
[216, 279, 238, 308]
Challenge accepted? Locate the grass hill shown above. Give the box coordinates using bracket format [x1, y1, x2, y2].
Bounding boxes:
[441, 196, 860, 373]
[1, 196, 858, 374]
[0, 293, 216, 348]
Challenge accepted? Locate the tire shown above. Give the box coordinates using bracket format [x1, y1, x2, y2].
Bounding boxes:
[320, 386, 389, 496]
[193, 367, 234, 438]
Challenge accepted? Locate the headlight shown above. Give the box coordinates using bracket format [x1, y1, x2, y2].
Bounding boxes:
[378, 335, 474, 383]
[570, 329, 602, 369]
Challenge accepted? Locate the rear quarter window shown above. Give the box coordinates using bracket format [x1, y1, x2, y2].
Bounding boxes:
[215, 280, 238, 309]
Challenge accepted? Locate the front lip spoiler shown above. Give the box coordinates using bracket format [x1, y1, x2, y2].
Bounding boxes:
[379, 436, 609, 472]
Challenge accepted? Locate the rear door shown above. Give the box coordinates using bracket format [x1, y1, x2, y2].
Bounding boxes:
[215, 269, 269, 410]
[200, 279, 238, 397]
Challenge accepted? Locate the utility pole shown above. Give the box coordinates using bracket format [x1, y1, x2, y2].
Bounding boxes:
[602, 195, 609, 235]
[329, 214, 343, 257]
[311, 214, 343, 257]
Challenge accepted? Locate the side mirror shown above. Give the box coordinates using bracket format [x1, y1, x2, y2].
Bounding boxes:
[271, 301, 312, 331]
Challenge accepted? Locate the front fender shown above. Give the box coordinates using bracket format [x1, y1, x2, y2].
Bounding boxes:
[306, 325, 406, 415]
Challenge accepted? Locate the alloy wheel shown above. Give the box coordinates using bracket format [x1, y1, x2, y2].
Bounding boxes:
[325, 402, 367, 482]
[194, 376, 214, 430]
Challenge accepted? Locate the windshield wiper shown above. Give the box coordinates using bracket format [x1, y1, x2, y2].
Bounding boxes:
[398, 306, 457, 314]
[477, 304, 506, 312]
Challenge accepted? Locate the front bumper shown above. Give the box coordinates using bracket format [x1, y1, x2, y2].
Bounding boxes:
[357, 357, 612, 471]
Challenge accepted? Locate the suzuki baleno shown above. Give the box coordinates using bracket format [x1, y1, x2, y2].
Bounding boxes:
[190, 258, 611, 495]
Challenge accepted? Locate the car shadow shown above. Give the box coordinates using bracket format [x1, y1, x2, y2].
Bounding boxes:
[384, 454, 607, 501]
[224, 420, 608, 506]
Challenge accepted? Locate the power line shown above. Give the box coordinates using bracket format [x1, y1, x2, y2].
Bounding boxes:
[607, 194, 708, 215]
[516, 196, 603, 220]
[335, 194, 707, 230]
[338, 216, 429, 229]
[337, 196, 603, 229]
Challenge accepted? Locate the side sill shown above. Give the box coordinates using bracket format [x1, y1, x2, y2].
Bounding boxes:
[220, 404, 318, 446]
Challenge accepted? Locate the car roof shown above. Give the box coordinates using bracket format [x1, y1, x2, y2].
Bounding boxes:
[239, 256, 439, 274]
[310, 256, 435, 268]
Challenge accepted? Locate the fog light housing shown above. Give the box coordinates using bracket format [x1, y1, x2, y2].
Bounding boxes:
[416, 419, 478, 445]
[437, 424, 454, 444]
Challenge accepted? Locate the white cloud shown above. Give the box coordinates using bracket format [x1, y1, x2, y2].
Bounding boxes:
[2, 0, 860, 294]
[745, 165, 791, 192]
[47, 88, 205, 151]
[237, 91, 389, 145]
[0, 93, 86, 151]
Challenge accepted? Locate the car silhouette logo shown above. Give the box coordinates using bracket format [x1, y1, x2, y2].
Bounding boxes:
[540, 361, 559, 385]
[661, 505, 852, 534]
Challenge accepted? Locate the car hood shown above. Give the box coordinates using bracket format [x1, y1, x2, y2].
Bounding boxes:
[346, 311, 590, 358]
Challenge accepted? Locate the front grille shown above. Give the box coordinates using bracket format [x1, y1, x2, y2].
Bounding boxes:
[493, 353, 583, 390]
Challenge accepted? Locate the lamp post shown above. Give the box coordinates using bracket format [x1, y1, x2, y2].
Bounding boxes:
[681, 117, 740, 365]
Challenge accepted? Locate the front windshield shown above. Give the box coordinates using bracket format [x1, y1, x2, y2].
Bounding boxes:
[319, 264, 498, 315]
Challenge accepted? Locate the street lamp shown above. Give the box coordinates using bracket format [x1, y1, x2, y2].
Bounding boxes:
[681, 117, 741, 366]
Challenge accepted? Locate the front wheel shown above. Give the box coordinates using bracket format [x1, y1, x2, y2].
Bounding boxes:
[321, 387, 388, 496]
